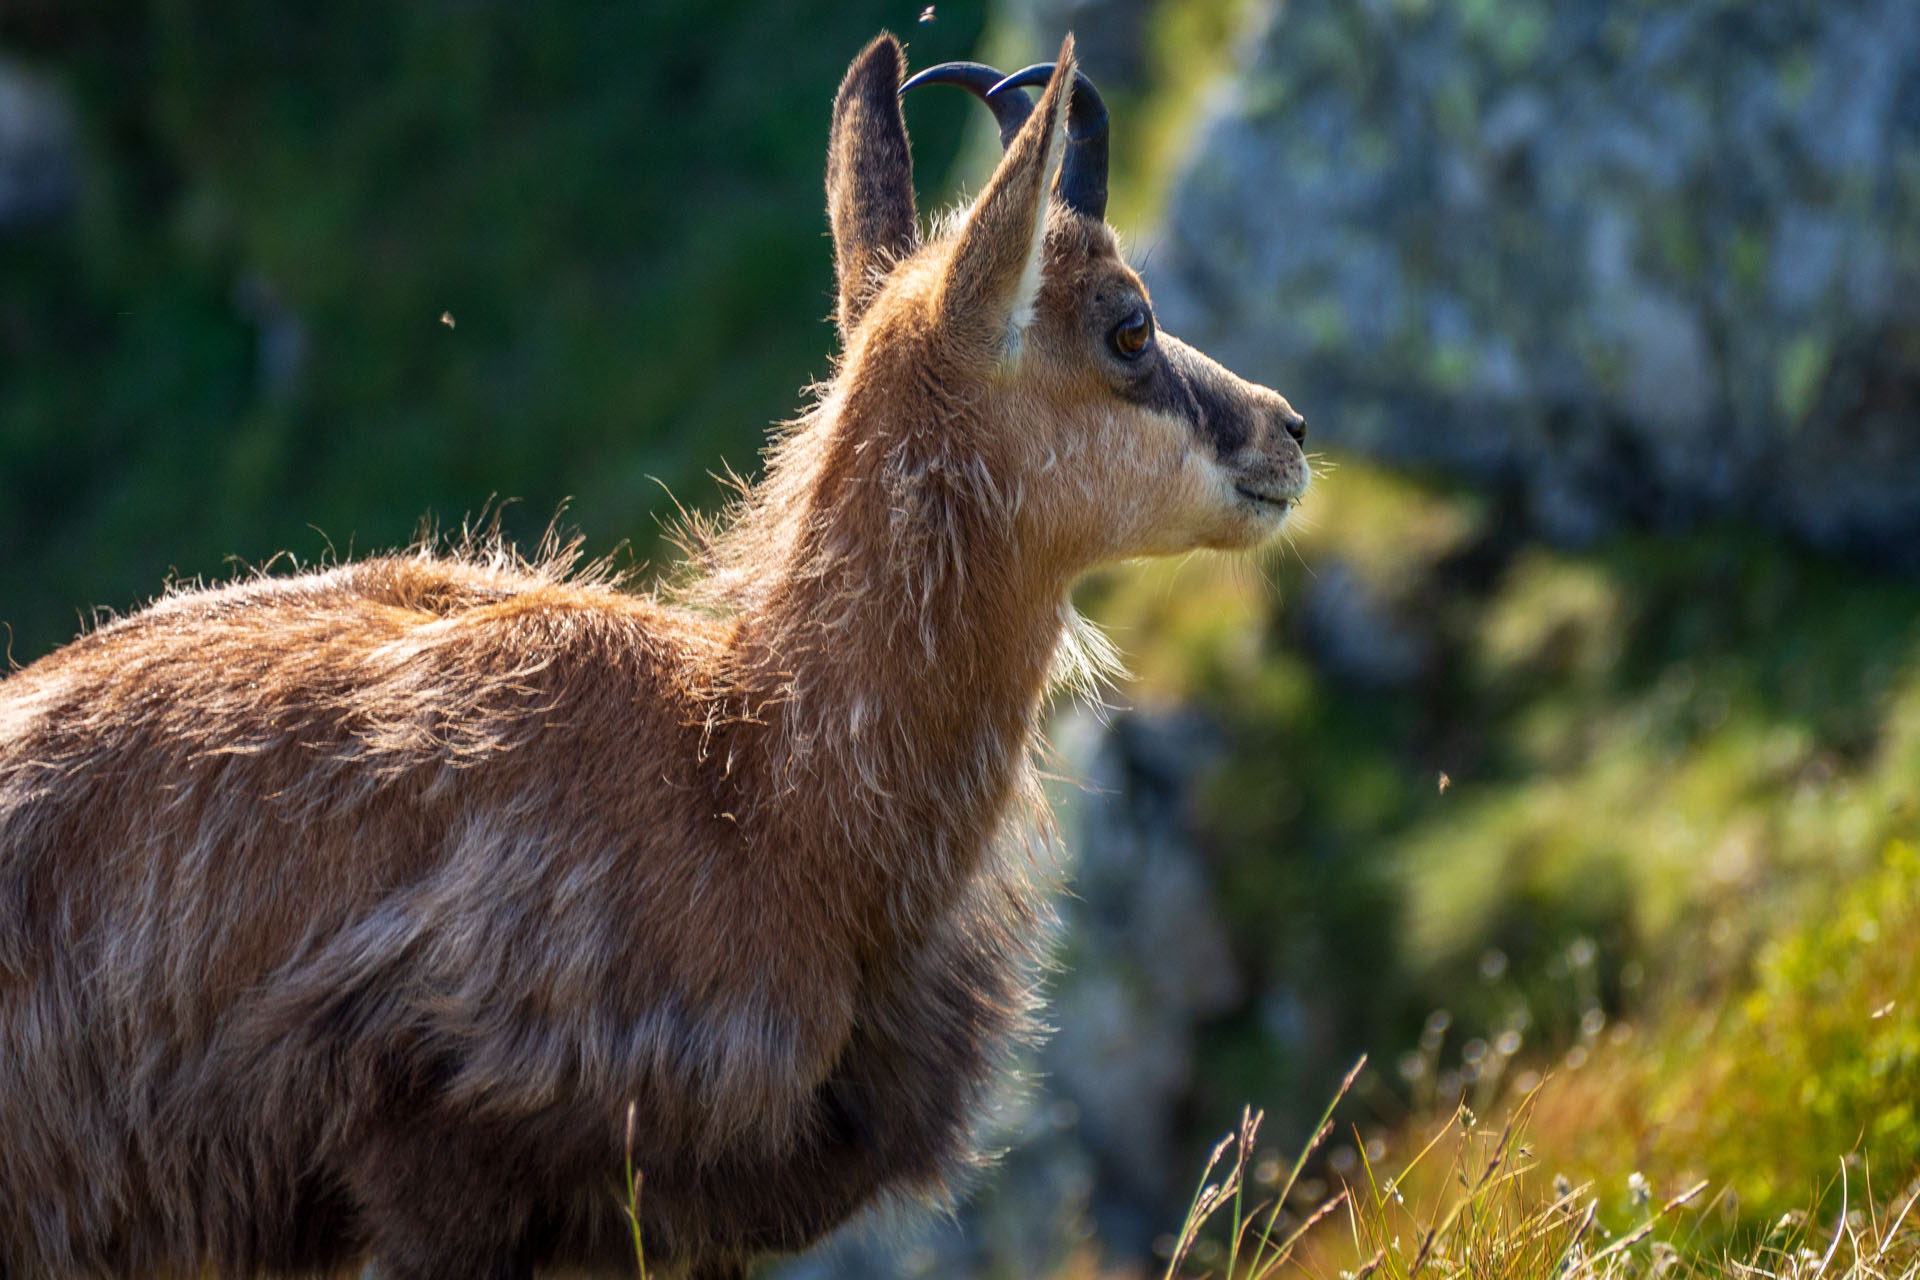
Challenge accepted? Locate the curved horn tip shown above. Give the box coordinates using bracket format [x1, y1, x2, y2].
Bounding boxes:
[898, 60, 1035, 150]
[898, 61, 1001, 98]
[987, 60, 1110, 221]
[985, 62, 1055, 100]
[988, 65, 1108, 131]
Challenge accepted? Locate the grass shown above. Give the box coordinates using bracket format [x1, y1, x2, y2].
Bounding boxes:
[1163, 1082, 1920, 1280]
[1126, 834, 1920, 1278]
[1160, 1058, 1373, 1280]
[1513, 839, 1920, 1226]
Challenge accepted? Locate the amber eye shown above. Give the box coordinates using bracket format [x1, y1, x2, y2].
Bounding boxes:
[1110, 309, 1153, 359]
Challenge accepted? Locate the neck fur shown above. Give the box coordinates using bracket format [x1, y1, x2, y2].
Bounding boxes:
[676, 381, 1116, 948]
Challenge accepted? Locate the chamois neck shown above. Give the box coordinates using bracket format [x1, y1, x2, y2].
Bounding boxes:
[714, 396, 1073, 941]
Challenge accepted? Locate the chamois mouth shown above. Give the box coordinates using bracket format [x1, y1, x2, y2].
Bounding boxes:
[1233, 484, 1295, 516]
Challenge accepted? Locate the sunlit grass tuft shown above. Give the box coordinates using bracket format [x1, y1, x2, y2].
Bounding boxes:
[1162, 1078, 1920, 1280]
[1162, 1057, 1370, 1280]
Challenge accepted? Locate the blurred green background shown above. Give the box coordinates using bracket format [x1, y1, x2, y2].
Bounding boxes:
[7, 1, 1920, 1275]
[0, 0, 996, 659]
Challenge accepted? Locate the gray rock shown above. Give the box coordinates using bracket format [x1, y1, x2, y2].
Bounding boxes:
[1302, 561, 1431, 690]
[1152, 0, 1920, 566]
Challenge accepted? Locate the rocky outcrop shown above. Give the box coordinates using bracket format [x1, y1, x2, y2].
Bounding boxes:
[1152, 0, 1920, 567]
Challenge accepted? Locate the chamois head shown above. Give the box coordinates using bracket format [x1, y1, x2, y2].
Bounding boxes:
[823, 33, 1310, 578]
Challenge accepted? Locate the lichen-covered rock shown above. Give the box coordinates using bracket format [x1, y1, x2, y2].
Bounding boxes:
[1152, 0, 1920, 567]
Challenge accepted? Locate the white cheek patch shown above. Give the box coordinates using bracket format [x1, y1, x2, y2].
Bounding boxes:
[1173, 437, 1243, 539]
[1102, 408, 1227, 551]
[1036, 404, 1248, 559]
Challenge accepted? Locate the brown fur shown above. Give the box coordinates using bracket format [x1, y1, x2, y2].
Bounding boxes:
[0, 33, 1309, 1280]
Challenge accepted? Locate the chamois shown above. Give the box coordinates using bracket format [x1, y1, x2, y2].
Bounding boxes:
[0, 33, 1309, 1280]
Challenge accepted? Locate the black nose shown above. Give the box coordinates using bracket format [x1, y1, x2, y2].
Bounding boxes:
[1285, 413, 1306, 444]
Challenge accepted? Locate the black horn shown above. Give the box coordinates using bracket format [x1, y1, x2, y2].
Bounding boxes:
[898, 62, 1034, 149]
[988, 62, 1108, 222]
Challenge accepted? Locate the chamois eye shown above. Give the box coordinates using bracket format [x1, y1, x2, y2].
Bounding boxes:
[1110, 309, 1153, 359]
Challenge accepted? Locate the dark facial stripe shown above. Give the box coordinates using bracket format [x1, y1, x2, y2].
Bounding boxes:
[1118, 339, 1250, 458]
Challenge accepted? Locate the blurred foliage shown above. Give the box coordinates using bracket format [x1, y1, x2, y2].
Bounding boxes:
[1168, 846, 1920, 1275]
[1078, 450, 1920, 1202]
[0, 0, 993, 661]
[1522, 838, 1920, 1224]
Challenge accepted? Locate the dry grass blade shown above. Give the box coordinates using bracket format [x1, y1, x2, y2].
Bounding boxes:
[1813, 1160, 1849, 1280]
[1151, 1051, 1920, 1280]
[1164, 1121, 1252, 1280]
[1571, 1180, 1706, 1275]
[1552, 1197, 1600, 1272]
[623, 1100, 649, 1280]
[1405, 1221, 1441, 1277]
[1274, 1188, 1350, 1261]
[1349, 1246, 1387, 1280]
[1163, 1058, 1367, 1280]
[1879, 1183, 1920, 1256]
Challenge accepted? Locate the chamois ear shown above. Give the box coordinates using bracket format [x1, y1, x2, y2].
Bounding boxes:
[933, 36, 1075, 356]
[827, 33, 919, 342]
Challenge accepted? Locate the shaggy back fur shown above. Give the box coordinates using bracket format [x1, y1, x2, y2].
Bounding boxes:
[0, 33, 1309, 1280]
